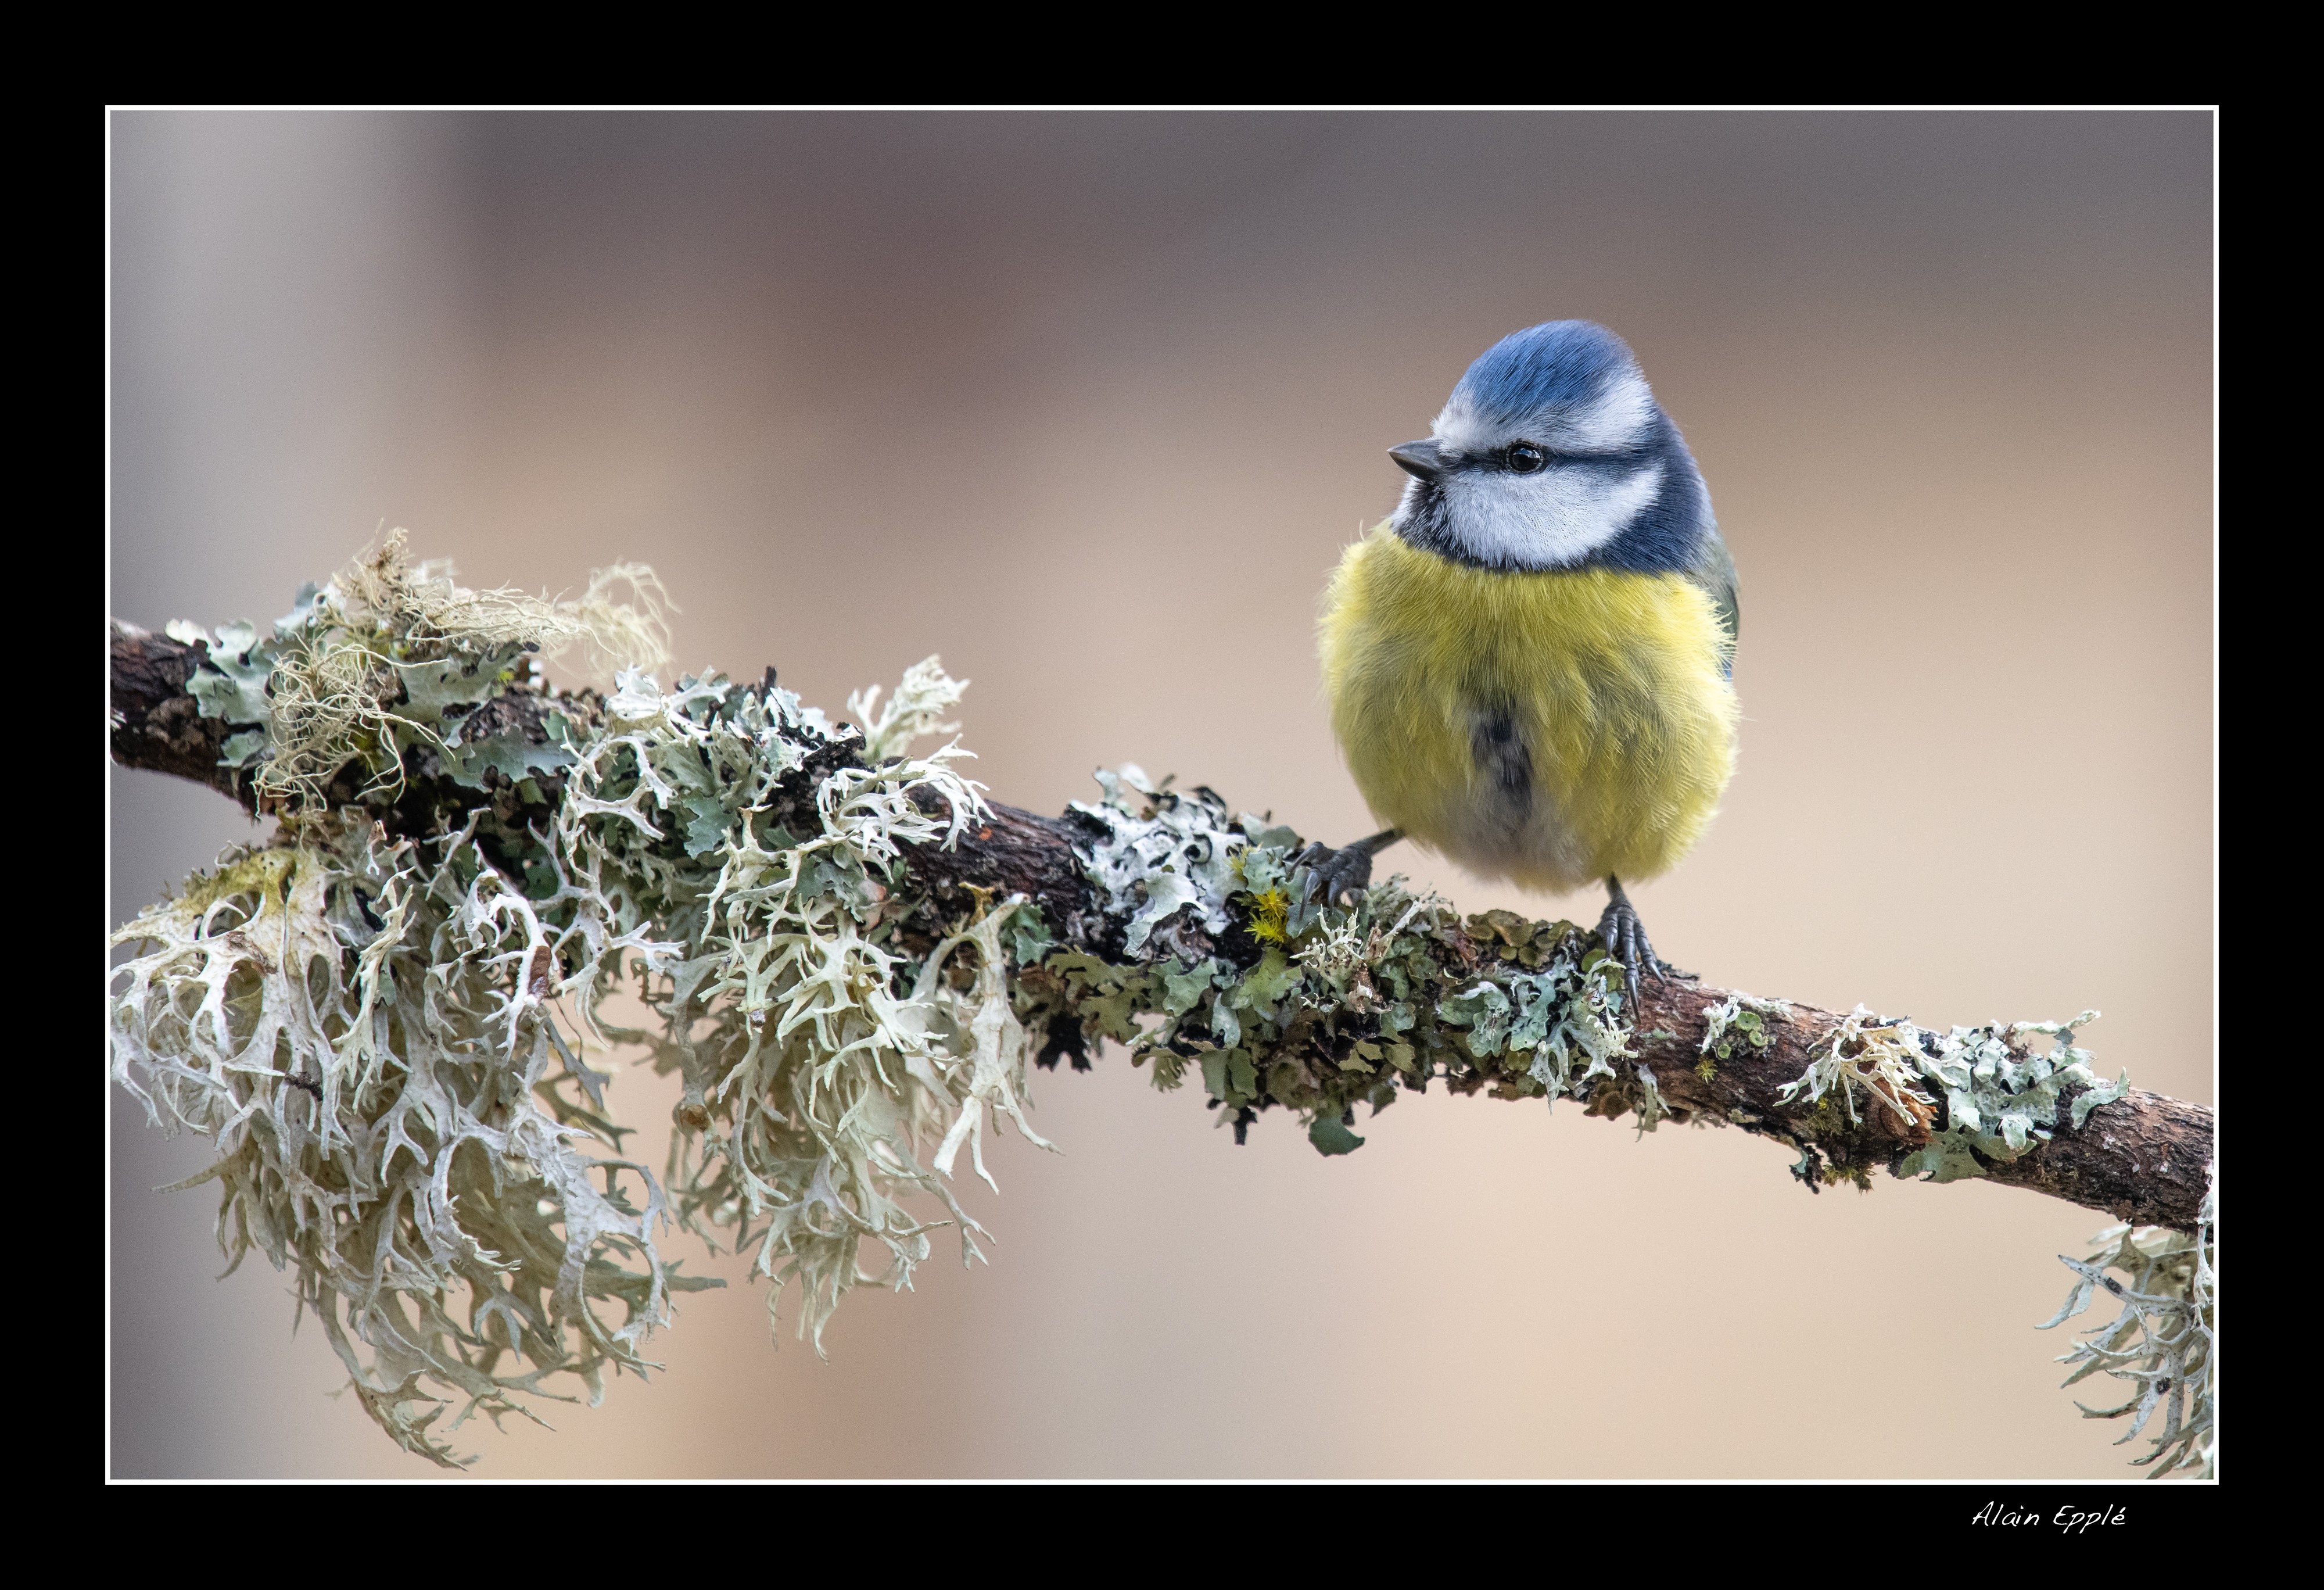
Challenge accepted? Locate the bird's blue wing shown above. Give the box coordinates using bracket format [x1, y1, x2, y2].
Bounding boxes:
[1685, 528, 1740, 676]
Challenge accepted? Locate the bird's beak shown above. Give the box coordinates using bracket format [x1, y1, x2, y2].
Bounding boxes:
[1388, 439, 1444, 481]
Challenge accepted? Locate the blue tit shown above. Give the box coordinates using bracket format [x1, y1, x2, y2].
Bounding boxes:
[1309, 320, 1739, 1000]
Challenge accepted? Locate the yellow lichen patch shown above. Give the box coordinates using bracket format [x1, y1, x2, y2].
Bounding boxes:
[164, 846, 296, 919]
[1247, 887, 1289, 941]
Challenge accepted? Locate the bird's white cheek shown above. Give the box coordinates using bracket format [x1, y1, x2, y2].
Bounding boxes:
[1447, 463, 1663, 567]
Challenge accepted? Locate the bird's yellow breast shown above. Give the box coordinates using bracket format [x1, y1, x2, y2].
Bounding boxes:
[1318, 525, 1738, 894]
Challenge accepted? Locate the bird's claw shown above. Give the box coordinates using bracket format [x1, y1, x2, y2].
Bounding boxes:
[1294, 840, 1376, 908]
[1595, 889, 1666, 1012]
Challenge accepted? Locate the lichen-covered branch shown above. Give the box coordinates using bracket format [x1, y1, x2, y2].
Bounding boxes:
[105, 539, 2214, 1473]
[109, 618, 2211, 1233]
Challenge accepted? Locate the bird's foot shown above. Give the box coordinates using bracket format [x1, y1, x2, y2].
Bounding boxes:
[1293, 828, 1403, 908]
[1595, 876, 1666, 1012]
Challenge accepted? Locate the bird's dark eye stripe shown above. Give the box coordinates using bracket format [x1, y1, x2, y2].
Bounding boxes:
[1506, 443, 1548, 474]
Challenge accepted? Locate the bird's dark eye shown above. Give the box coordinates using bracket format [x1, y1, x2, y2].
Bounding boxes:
[1507, 443, 1547, 474]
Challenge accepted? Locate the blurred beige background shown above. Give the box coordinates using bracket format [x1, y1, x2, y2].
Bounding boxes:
[107, 111, 2212, 1478]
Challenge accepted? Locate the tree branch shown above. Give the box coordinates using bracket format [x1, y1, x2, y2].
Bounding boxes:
[108, 623, 2212, 1232]
[108, 622, 248, 802]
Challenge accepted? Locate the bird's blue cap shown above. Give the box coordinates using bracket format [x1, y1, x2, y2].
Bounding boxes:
[1448, 320, 1640, 429]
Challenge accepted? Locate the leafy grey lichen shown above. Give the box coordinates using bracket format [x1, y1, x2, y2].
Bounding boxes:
[1894, 1012, 2130, 1184]
[2039, 1161, 2215, 1479]
[170, 531, 669, 809]
[1439, 945, 1636, 1113]
[1014, 789, 1649, 1152]
[1070, 765, 1246, 955]
[1767, 1005, 2127, 1187]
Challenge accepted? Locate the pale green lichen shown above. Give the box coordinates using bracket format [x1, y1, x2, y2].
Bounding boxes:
[1014, 776, 1648, 1151]
[1769, 1005, 2128, 1187]
[1777, 1004, 1934, 1132]
[114, 545, 1021, 1460]
[1070, 766, 1247, 955]
[1696, 991, 1789, 1080]
[109, 817, 705, 1467]
[170, 529, 670, 810]
[847, 654, 967, 764]
[2039, 1162, 2215, 1479]
[1893, 1012, 2130, 1183]
[599, 661, 1037, 1351]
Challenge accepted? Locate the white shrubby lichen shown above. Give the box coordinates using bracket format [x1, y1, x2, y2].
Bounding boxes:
[112, 542, 1029, 1461]
[2040, 1161, 2216, 1480]
[109, 818, 689, 1466]
[606, 661, 1041, 1352]
[847, 654, 967, 764]
[1777, 1004, 1932, 1131]
[536, 654, 1034, 1356]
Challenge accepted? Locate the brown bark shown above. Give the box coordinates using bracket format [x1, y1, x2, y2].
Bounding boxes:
[1975, 1090, 2212, 1230]
[107, 624, 2214, 1231]
[1618, 977, 2211, 1230]
[107, 622, 245, 802]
